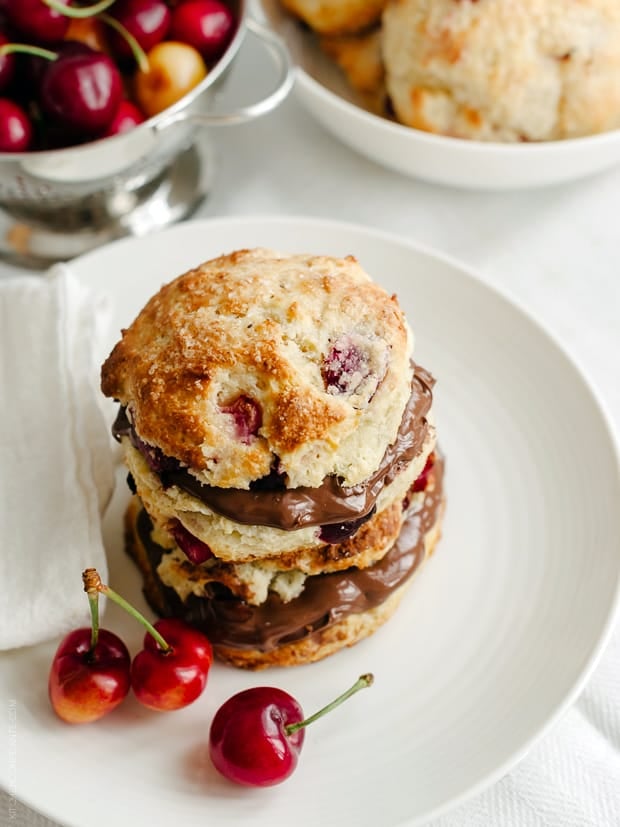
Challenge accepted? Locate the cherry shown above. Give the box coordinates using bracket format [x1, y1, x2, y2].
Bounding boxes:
[170, 0, 235, 62]
[65, 17, 110, 54]
[48, 572, 130, 724]
[221, 395, 262, 443]
[25, 41, 93, 97]
[84, 568, 213, 712]
[209, 674, 374, 786]
[0, 98, 32, 151]
[108, 0, 171, 58]
[170, 519, 214, 564]
[318, 506, 376, 544]
[412, 452, 435, 493]
[0, 32, 15, 92]
[103, 98, 144, 135]
[6, 0, 72, 44]
[49, 629, 131, 723]
[322, 336, 369, 395]
[130, 428, 181, 474]
[41, 50, 122, 134]
[134, 40, 207, 117]
[131, 618, 213, 711]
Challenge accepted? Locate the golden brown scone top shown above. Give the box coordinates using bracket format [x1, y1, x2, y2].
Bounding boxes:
[102, 249, 414, 489]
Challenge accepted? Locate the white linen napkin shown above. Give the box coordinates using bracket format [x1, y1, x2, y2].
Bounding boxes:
[0, 266, 114, 650]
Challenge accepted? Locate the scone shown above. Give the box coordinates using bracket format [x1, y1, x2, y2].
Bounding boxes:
[382, 0, 620, 141]
[319, 28, 386, 114]
[279, 0, 388, 36]
[101, 248, 445, 669]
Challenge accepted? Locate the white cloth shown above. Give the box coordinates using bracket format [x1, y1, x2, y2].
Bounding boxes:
[0, 266, 114, 650]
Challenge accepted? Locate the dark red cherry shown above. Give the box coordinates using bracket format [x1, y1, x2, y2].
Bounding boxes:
[103, 99, 144, 136]
[319, 506, 376, 544]
[6, 0, 72, 44]
[170, 520, 213, 564]
[109, 0, 171, 58]
[25, 41, 93, 97]
[41, 51, 123, 135]
[0, 32, 15, 92]
[0, 98, 32, 151]
[170, 0, 236, 62]
[209, 675, 373, 787]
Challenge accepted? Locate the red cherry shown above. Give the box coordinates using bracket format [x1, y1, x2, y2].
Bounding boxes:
[26, 41, 94, 97]
[103, 99, 144, 136]
[322, 335, 369, 395]
[170, 0, 235, 62]
[131, 618, 213, 711]
[170, 520, 213, 564]
[41, 51, 123, 134]
[6, 0, 72, 44]
[0, 98, 31, 151]
[210, 687, 305, 786]
[221, 395, 262, 443]
[412, 452, 435, 493]
[209, 674, 373, 786]
[109, 0, 171, 58]
[48, 628, 131, 724]
[0, 32, 15, 92]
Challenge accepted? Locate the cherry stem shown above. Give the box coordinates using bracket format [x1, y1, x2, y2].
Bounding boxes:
[285, 673, 374, 736]
[99, 13, 149, 72]
[42, 0, 117, 17]
[87, 587, 100, 653]
[0, 44, 57, 61]
[82, 568, 171, 653]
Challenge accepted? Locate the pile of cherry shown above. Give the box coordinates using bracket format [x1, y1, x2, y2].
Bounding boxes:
[0, 0, 238, 153]
[49, 568, 373, 786]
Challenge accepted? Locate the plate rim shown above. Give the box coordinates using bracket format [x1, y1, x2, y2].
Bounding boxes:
[10, 214, 620, 827]
[295, 70, 620, 155]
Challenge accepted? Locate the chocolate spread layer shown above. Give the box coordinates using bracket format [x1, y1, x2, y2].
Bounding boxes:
[114, 365, 434, 531]
[136, 454, 444, 652]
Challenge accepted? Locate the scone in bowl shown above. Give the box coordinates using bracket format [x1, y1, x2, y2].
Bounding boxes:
[0, 3, 292, 268]
[260, 0, 620, 191]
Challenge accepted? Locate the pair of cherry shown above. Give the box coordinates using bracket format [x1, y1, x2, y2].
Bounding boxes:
[48, 569, 213, 720]
[49, 569, 373, 786]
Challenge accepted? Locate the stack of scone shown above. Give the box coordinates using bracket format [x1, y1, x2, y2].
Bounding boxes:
[101, 249, 444, 669]
[283, 0, 620, 141]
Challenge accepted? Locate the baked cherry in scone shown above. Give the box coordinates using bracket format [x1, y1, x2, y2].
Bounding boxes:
[221, 395, 262, 443]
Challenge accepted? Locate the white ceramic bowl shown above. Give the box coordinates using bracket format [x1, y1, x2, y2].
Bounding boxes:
[259, 0, 620, 190]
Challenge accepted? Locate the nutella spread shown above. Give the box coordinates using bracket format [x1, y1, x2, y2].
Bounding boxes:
[137, 454, 444, 652]
[114, 365, 434, 531]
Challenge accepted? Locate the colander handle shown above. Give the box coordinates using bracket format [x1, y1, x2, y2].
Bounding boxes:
[154, 18, 293, 129]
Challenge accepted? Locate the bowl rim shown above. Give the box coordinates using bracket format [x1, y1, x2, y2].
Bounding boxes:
[297, 65, 620, 155]
[0, 0, 247, 161]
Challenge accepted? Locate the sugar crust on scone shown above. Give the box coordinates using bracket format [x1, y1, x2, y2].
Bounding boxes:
[102, 249, 413, 490]
[382, 0, 620, 141]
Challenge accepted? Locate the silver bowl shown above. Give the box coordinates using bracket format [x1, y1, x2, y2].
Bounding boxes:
[0, 4, 292, 268]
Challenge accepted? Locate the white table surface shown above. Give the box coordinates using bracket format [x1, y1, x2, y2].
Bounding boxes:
[1, 32, 619, 827]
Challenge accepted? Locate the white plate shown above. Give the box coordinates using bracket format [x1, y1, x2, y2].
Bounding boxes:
[258, 0, 620, 190]
[2, 217, 619, 827]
